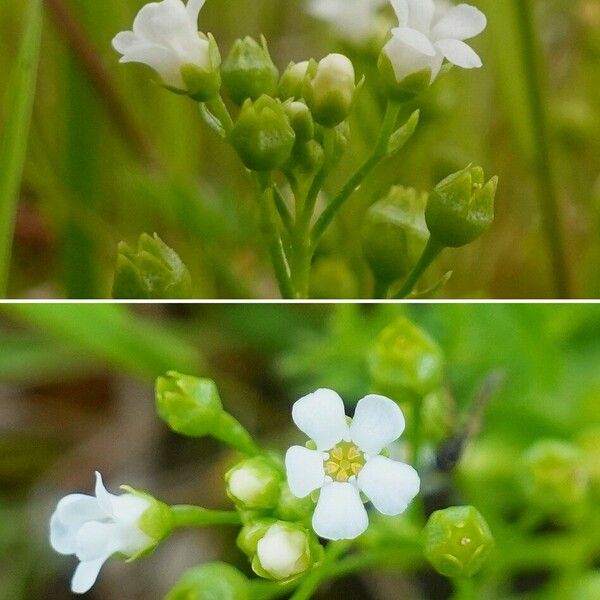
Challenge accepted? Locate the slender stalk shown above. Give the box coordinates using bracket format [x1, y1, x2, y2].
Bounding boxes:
[0, 0, 43, 297]
[452, 578, 476, 600]
[393, 238, 443, 299]
[311, 102, 401, 247]
[513, 0, 571, 298]
[255, 174, 295, 299]
[214, 411, 262, 456]
[272, 185, 294, 234]
[171, 505, 241, 528]
[373, 279, 390, 299]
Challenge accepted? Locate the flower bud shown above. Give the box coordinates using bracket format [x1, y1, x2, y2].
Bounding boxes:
[292, 140, 325, 174]
[278, 61, 310, 100]
[155, 372, 223, 437]
[179, 34, 222, 102]
[362, 186, 429, 284]
[165, 562, 250, 600]
[377, 46, 433, 102]
[423, 506, 494, 579]
[237, 518, 275, 557]
[284, 101, 315, 143]
[304, 54, 358, 127]
[230, 95, 296, 171]
[275, 482, 314, 523]
[309, 257, 359, 299]
[368, 317, 444, 400]
[225, 457, 283, 511]
[222, 36, 279, 106]
[251, 521, 323, 581]
[426, 165, 498, 248]
[112, 233, 192, 300]
[520, 440, 589, 517]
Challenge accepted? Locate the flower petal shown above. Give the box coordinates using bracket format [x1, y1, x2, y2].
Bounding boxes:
[94, 472, 116, 516]
[49, 494, 104, 555]
[285, 446, 326, 498]
[390, 0, 408, 26]
[406, 0, 435, 32]
[357, 455, 420, 515]
[390, 27, 436, 56]
[71, 558, 107, 595]
[118, 43, 185, 88]
[350, 395, 405, 456]
[432, 4, 487, 42]
[75, 521, 119, 562]
[112, 31, 137, 55]
[312, 482, 368, 540]
[292, 389, 349, 450]
[133, 0, 196, 46]
[434, 39, 482, 69]
[186, 0, 206, 23]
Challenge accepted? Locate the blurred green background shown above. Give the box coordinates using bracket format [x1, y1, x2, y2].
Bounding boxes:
[1, 0, 600, 298]
[1, 303, 599, 598]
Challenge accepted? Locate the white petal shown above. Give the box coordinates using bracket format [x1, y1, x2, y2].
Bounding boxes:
[94, 472, 116, 516]
[285, 446, 326, 498]
[357, 455, 420, 516]
[111, 493, 150, 527]
[292, 389, 349, 450]
[350, 395, 405, 456]
[133, 0, 196, 46]
[71, 558, 107, 594]
[186, 0, 206, 23]
[119, 43, 185, 88]
[406, 0, 435, 32]
[390, 27, 436, 56]
[435, 38, 482, 68]
[384, 34, 442, 84]
[432, 4, 487, 42]
[75, 521, 119, 562]
[312, 482, 368, 540]
[112, 31, 137, 55]
[390, 0, 408, 25]
[49, 494, 104, 555]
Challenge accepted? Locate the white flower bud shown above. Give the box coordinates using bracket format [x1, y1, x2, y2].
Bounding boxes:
[255, 522, 312, 580]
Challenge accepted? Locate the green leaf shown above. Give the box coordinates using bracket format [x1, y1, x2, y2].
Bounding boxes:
[0, 0, 42, 297]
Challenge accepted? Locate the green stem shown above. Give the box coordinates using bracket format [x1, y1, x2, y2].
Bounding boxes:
[206, 95, 234, 134]
[514, 0, 571, 298]
[171, 505, 241, 528]
[214, 411, 263, 456]
[373, 279, 390, 299]
[0, 0, 43, 297]
[272, 185, 294, 234]
[452, 577, 476, 600]
[393, 238, 443, 299]
[311, 102, 401, 247]
[255, 175, 295, 299]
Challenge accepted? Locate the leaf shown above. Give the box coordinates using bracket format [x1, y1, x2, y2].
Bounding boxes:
[0, 0, 43, 297]
[387, 109, 420, 156]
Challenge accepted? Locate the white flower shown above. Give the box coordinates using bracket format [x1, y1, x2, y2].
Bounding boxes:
[285, 389, 420, 541]
[307, 0, 389, 46]
[49, 472, 152, 594]
[256, 522, 311, 580]
[112, 0, 213, 91]
[384, 0, 487, 84]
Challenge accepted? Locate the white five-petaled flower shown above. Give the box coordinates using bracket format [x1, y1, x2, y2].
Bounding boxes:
[285, 389, 420, 541]
[307, 0, 389, 46]
[384, 0, 487, 84]
[112, 0, 211, 91]
[49, 472, 152, 594]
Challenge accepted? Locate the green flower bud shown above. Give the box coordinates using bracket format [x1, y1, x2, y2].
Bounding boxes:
[179, 34, 222, 102]
[222, 36, 279, 106]
[250, 521, 323, 581]
[119, 486, 174, 560]
[284, 101, 315, 143]
[377, 50, 431, 103]
[421, 388, 456, 445]
[237, 518, 276, 557]
[423, 506, 494, 579]
[275, 482, 314, 523]
[368, 317, 444, 400]
[230, 95, 296, 171]
[304, 54, 358, 127]
[165, 562, 250, 600]
[112, 233, 192, 300]
[292, 140, 324, 174]
[309, 257, 359, 299]
[362, 186, 429, 284]
[225, 456, 283, 510]
[426, 165, 498, 248]
[278, 61, 310, 100]
[520, 440, 589, 517]
[155, 372, 223, 437]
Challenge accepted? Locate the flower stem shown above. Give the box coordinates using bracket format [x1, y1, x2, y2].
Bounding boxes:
[393, 238, 443, 299]
[373, 279, 390, 299]
[452, 577, 476, 600]
[171, 505, 241, 529]
[213, 411, 263, 456]
[311, 101, 401, 248]
[513, 0, 571, 298]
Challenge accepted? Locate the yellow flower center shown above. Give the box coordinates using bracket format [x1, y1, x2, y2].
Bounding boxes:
[324, 442, 366, 482]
